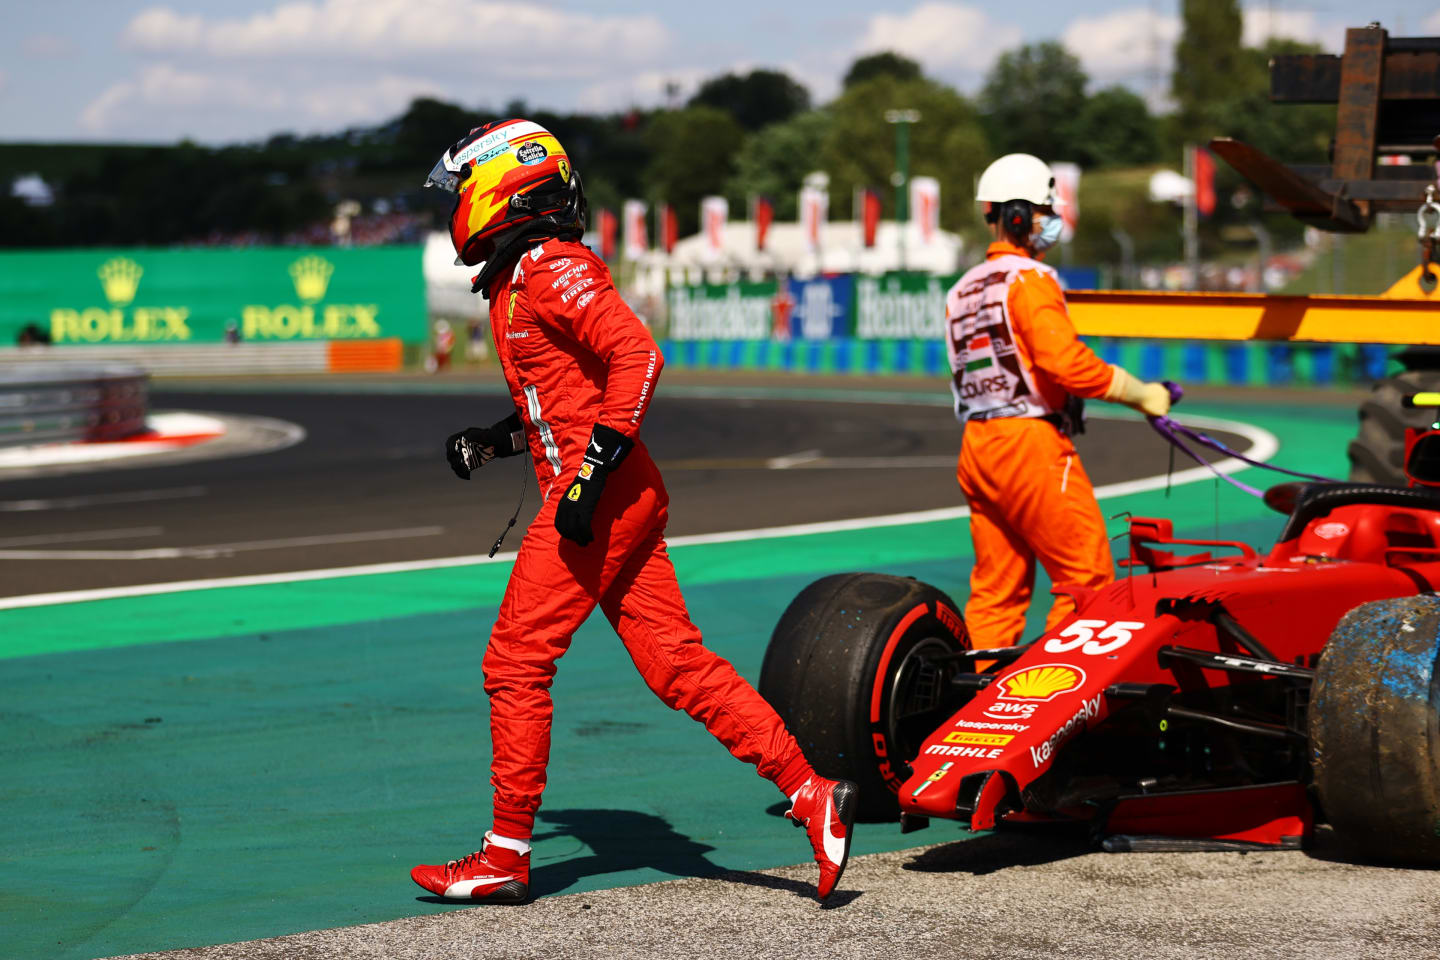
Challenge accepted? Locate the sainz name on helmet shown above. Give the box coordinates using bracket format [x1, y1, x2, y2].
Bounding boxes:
[424, 118, 587, 292]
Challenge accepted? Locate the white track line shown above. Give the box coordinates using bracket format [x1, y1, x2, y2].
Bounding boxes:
[0, 486, 209, 512]
[784, 455, 959, 469]
[0, 526, 446, 562]
[0, 526, 165, 548]
[0, 412, 1276, 611]
[766, 449, 824, 469]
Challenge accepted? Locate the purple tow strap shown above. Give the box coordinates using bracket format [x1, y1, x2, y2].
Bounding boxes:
[1149, 415, 1266, 497]
[1146, 381, 1340, 498]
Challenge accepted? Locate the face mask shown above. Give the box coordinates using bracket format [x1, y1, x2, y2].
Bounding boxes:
[1031, 214, 1064, 252]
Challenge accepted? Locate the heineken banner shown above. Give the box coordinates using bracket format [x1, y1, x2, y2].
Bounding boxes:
[666, 271, 961, 342]
[853, 272, 954, 340]
[0, 246, 427, 346]
[666, 280, 777, 341]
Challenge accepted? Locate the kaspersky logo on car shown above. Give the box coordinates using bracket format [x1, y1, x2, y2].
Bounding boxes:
[982, 663, 1086, 721]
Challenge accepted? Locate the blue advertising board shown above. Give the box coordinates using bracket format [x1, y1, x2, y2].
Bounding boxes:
[785, 274, 854, 340]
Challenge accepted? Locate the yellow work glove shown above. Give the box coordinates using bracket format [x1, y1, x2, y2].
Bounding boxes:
[1104, 365, 1171, 417]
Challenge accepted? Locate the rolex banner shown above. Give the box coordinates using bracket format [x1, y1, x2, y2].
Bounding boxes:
[0, 246, 427, 346]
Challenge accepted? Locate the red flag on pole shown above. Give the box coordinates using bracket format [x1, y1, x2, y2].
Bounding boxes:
[660, 204, 677, 254]
[1193, 146, 1216, 218]
[622, 199, 648, 258]
[598, 208, 617, 260]
[862, 188, 881, 248]
[754, 195, 774, 251]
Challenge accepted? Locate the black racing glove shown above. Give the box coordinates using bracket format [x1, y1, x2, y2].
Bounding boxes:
[554, 423, 634, 546]
[445, 413, 525, 480]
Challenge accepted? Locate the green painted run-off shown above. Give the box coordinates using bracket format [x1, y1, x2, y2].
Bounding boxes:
[0, 401, 1349, 960]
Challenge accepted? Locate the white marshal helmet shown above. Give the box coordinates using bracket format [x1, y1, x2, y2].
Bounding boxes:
[975, 153, 1061, 209]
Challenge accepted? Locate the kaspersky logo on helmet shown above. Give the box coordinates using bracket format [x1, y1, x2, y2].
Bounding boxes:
[49, 257, 192, 343]
[242, 255, 380, 340]
[982, 663, 1085, 721]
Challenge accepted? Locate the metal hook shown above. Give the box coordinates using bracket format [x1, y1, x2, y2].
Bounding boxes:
[1419, 185, 1440, 241]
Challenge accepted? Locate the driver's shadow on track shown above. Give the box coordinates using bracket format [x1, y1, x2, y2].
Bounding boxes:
[901, 824, 1095, 876]
[416, 807, 857, 905]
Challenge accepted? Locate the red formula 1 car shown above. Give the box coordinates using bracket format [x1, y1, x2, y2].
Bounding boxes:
[761, 435, 1440, 863]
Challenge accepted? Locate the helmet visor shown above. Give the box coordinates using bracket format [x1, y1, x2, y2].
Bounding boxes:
[424, 155, 463, 193]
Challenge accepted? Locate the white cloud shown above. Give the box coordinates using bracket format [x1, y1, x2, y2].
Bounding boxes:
[1062, 7, 1180, 88]
[857, 3, 1021, 77]
[1241, 9, 1345, 52]
[575, 68, 712, 113]
[79, 64, 443, 138]
[90, 0, 673, 140]
[1059, 7, 1178, 109]
[575, 58, 838, 114]
[1428, 10, 1440, 33]
[124, 0, 669, 63]
[1059, 6, 1347, 110]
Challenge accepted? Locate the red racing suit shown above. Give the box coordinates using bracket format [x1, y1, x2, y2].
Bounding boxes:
[483, 238, 810, 841]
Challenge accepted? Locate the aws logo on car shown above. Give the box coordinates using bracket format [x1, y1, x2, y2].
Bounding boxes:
[241, 255, 382, 340]
[982, 663, 1086, 721]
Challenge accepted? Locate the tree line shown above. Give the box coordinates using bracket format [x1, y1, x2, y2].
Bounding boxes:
[1, 1, 1333, 263]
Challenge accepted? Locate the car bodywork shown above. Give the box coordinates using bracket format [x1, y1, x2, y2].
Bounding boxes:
[893, 493, 1440, 847]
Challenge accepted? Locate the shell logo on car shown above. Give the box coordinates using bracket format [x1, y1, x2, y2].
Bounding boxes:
[995, 664, 1086, 702]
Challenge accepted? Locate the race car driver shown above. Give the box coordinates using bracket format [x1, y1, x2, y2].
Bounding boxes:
[410, 119, 856, 904]
[945, 153, 1171, 651]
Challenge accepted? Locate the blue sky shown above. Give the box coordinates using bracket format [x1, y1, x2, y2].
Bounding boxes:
[1, 1, 1435, 143]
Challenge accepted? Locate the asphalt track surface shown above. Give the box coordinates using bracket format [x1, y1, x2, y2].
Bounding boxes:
[3, 374, 1437, 960]
[0, 373, 1175, 598]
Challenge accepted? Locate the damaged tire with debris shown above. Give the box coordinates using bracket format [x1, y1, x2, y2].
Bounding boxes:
[1310, 595, 1440, 863]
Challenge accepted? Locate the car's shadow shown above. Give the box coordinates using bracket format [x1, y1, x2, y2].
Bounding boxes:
[901, 824, 1096, 876]
[902, 822, 1440, 875]
[415, 807, 861, 906]
[1301, 825, 1440, 870]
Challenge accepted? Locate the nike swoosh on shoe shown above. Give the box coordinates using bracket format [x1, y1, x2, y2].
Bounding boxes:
[821, 797, 847, 865]
[444, 875, 518, 897]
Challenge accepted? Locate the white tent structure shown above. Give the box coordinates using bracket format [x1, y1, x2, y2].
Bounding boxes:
[425, 214, 966, 330]
[628, 219, 963, 302]
[423, 232, 486, 324]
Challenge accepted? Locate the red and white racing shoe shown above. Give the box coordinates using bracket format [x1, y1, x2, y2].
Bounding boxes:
[410, 833, 530, 903]
[786, 775, 858, 900]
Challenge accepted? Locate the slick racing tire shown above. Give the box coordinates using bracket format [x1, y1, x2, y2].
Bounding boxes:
[1310, 595, 1440, 863]
[1347, 368, 1440, 486]
[760, 573, 969, 821]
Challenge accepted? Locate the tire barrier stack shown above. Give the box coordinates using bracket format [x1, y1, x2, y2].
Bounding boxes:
[0, 364, 149, 448]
